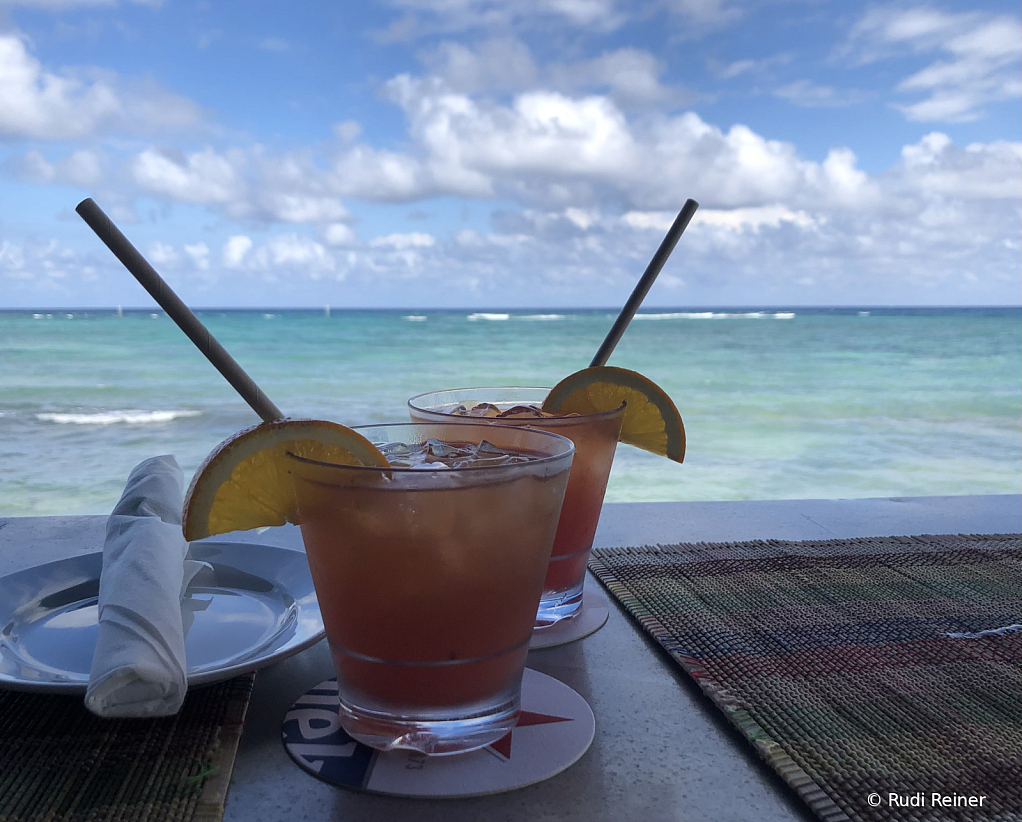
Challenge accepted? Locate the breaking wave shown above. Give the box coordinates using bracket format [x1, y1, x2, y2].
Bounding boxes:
[634, 311, 796, 320]
[36, 410, 202, 425]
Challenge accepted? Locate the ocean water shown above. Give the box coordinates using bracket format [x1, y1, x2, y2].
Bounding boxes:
[1, 307, 1019, 517]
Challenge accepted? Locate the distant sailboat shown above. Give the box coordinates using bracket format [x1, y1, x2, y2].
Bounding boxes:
[116, 305, 123, 317]
[324, 304, 331, 318]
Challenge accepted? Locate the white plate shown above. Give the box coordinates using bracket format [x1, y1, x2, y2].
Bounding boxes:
[0, 540, 324, 694]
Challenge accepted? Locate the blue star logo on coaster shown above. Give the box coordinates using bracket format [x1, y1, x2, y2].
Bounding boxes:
[282, 668, 595, 797]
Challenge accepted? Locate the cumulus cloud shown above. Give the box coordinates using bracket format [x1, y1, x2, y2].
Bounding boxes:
[0, 33, 202, 140]
[0, 237, 94, 297]
[334, 79, 882, 211]
[845, 6, 1022, 122]
[222, 235, 253, 269]
[250, 234, 336, 276]
[625, 205, 815, 232]
[421, 39, 690, 109]
[6, 148, 105, 186]
[900, 132, 1022, 199]
[147, 241, 178, 266]
[130, 147, 246, 205]
[548, 48, 691, 110]
[127, 145, 352, 224]
[421, 38, 538, 95]
[322, 223, 359, 246]
[184, 242, 210, 270]
[111, 77, 1009, 236]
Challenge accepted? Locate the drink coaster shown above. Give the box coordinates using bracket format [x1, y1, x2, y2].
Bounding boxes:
[529, 585, 610, 649]
[282, 667, 595, 798]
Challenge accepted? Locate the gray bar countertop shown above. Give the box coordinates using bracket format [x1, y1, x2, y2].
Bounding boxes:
[2, 494, 1019, 821]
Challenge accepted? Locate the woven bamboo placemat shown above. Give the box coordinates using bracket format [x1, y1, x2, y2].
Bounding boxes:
[589, 533, 1022, 822]
[0, 674, 254, 822]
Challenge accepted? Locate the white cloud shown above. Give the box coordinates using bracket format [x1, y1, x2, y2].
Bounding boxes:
[0, 238, 90, 294]
[333, 121, 362, 143]
[127, 146, 351, 223]
[252, 234, 336, 274]
[184, 242, 210, 270]
[712, 52, 791, 80]
[846, 7, 1022, 122]
[130, 147, 245, 205]
[322, 223, 359, 246]
[370, 232, 436, 249]
[222, 236, 253, 269]
[110, 79, 943, 227]
[625, 205, 815, 232]
[0, 34, 119, 140]
[0, 33, 202, 140]
[365, 79, 883, 211]
[376, 0, 625, 39]
[7, 149, 106, 186]
[549, 48, 689, 110]
[329, 143, 442, 200]
[147, 241, 178, 266]
[565, 207, 598, 229]
[774, 80, 866, 109]
[422, 38, 538, 95]
[900, 132, 1022, 199]
[261, 193, 349, 223]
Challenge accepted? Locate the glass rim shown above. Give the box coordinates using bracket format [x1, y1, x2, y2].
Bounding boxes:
[407, 387, 627, 422]
[285, 420, 574, 474]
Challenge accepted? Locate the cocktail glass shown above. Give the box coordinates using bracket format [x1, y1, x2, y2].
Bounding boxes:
[408, 388, 624, 628]
[287, 421, 573, 756]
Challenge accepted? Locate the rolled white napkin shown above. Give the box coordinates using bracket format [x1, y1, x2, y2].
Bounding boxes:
[86, 455, 203, 718]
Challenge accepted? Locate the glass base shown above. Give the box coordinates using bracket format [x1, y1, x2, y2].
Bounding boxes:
[329, 639, 530, 756]
[338, 696, 521, 756]
[535, 577, 585, 628]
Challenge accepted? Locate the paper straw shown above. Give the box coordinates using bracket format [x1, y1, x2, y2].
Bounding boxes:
[76, 198, 285, 423]
[590, 199, 699, 368]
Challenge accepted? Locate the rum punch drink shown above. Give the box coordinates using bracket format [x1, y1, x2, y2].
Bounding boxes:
[409, 388, 624, 627]
[287, 422, 573, 755]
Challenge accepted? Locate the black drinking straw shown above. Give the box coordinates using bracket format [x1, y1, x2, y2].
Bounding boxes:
[590, 198, 699, 368]
[76, 198, 285, 423]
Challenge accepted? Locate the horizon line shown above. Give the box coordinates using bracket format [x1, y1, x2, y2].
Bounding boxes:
[2, 304, 1020, 313]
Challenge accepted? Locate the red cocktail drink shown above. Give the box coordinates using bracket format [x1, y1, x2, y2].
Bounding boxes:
[288, 422, 573, 755]
[408, 389, 624, 626]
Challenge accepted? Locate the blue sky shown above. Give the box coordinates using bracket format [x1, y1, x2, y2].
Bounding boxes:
[1, 0, 1019, 308]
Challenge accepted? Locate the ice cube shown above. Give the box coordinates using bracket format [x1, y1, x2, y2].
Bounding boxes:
[411, 461, 451, 470]
[475, 439, 513, 457]
[468, 402, 501, 418]
[424, 438, 471, 459]
[379, 442, 412, 458]
[496, 404, 545, 419]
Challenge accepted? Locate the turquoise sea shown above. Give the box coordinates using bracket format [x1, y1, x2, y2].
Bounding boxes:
[1, 307, 1019, 517]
